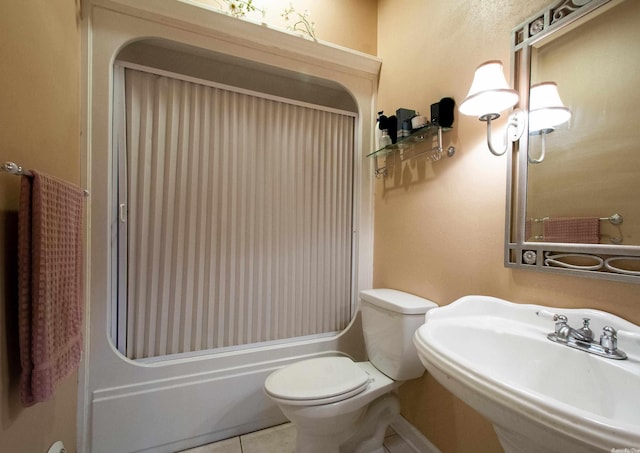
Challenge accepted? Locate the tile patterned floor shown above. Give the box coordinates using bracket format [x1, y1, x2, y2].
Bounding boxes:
[179, 422, 416, 453]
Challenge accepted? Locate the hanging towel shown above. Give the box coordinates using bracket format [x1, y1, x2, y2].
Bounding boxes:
[18, 170, 85, 406]
[542, 217, 600, 244]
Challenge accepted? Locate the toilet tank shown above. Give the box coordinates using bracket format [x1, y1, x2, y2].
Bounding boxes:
[360, 289, 438, 381]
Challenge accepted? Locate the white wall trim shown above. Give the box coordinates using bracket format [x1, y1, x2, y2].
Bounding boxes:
[91, 0, 382, 78]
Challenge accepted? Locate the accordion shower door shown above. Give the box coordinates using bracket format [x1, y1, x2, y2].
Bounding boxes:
[117, 66, 356, 360]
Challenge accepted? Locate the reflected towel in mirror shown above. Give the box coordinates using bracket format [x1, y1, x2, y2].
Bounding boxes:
[542, 217, 600, 244]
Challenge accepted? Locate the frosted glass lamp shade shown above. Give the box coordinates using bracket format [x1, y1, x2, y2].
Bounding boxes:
[528, 82, 571, 133]
[459, 60, 520, 117]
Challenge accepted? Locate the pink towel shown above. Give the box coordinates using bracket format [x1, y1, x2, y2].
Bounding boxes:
[543, 217, 600, 244]
[18, 170, 85, 406]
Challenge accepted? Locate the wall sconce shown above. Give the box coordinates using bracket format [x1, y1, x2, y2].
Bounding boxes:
[459, 60, 525, 156]
[527, 82, 572, 164]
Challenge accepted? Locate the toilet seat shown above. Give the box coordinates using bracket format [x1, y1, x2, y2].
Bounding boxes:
[264, 357, 371, 406]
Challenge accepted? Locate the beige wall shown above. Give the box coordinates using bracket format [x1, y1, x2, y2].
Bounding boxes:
[193, 0, 378, 55]
[261, 0, 378, 55]
[375, 0, 640, 451]
[0, 1, 81, 452]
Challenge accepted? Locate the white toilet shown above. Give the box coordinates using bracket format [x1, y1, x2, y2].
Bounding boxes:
[264, 288, 437, 453]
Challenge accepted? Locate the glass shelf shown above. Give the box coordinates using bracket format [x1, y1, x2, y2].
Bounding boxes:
[367, 124, 454, 177]
[367, 124, 451, 158]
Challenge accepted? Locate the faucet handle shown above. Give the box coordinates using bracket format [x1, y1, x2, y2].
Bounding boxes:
[536, 310, 564, 322]
[600, 327, 639, 359]
[536, 310, 568, 336]
[600, 326, 618, 351]
[579, 318, 594, 341]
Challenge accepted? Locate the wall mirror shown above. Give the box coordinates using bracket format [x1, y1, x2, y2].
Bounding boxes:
[506, 0, 640, 283]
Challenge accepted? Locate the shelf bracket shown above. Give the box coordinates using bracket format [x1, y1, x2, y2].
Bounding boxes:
[369, 125, 455, 177]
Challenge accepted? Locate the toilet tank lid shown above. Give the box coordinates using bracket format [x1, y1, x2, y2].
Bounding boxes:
[359, 289, 438, 314]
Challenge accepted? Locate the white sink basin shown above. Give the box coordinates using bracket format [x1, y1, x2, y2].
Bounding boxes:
[413, 295, 640, 453]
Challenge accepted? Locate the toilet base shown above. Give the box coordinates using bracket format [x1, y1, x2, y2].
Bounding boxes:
[293, 393, 400, 453]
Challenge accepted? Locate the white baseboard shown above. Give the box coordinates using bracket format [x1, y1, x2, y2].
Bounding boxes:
[390, 415, 441, 453]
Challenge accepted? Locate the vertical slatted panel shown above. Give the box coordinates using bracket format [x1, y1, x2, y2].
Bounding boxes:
[123, 68, 354, 359]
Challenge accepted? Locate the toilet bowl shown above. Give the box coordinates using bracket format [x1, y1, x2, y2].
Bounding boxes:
[264, 289, 438, 453]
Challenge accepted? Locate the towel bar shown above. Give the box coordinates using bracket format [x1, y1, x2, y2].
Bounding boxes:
[1, 161, 89, 197]
[532, 214, 623, 225]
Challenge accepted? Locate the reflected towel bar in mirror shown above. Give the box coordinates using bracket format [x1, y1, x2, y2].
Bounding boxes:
[531, 214, 623, 225]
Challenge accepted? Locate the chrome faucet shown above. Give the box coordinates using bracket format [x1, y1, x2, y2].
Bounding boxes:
[600, 326, 618, 351]
[537, 311, 628, 360]
[554, 316, 594, 342]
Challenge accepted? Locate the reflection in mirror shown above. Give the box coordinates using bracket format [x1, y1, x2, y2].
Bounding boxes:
[527, 0, 640, 245]
[527, 81, 571, 164]
[506, 0, 640, 282]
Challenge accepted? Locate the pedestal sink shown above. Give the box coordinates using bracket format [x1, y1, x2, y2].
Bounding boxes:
[413, 295, 640, 453]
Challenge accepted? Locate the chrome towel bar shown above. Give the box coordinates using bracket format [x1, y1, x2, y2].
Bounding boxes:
[1, 161, 89, 197]
[532, 214, 623, 225]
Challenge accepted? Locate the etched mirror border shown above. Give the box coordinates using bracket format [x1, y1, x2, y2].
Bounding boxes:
[505, 0, 640, 283]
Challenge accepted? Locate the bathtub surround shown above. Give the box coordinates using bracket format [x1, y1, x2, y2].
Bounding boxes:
[80, 1, 379, 451]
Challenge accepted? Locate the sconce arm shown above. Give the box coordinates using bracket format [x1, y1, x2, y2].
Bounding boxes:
[481, 109, 525, 157]
[484, 114, 508, 156]
[528, 132, 546, 164]
[528, 127, 554, 164]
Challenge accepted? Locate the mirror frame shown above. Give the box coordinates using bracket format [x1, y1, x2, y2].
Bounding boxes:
[506, 0, 640, 284]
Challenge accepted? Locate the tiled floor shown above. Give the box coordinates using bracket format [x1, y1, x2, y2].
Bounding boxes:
[180, 422, 416, 453]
